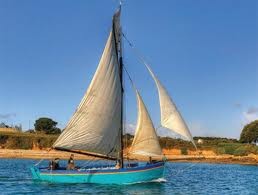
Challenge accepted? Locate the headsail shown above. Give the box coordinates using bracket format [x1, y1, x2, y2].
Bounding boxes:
[53, 10, 122, 158]
[145, 65, 197, 148]
[129, 90, 163, 157]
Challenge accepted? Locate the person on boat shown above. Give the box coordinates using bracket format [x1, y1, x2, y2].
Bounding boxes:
[49, 158, 60, 170]
[148, 156, 153, 164]
[67, 154, 75, 170]
[54, 158, 60, 169]
[48, 159, 54, 170]
[147, 156, 158, 164]
[115, 160, 121, 169]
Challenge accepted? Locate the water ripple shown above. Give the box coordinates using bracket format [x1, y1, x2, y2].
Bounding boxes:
[0, 159, 257, 194]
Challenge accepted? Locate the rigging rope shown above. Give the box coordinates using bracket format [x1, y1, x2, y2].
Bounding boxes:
[123, 65, 137, 91]
[122, 33, 151, 70]
[170, 161, 198, 177]
[123, 64, 135, 159]
[34, 148, 52, 166]
[79, 156, 104, 169]
[167, 147, 204, 176]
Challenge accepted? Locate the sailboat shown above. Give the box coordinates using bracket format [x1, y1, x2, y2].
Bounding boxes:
[30, 6, 196, 184]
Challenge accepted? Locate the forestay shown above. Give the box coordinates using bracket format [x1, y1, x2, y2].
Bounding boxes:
[129, 90, 163, 157]
[53, 17, 122, 158]
[145, 65, 197, 148]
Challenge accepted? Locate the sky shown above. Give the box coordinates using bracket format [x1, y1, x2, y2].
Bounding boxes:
[0, 0, 257, 139]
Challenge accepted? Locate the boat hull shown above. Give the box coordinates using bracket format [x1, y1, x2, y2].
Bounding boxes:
[31, 162, 165, 184]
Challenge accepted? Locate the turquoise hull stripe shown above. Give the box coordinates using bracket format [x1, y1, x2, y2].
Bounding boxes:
[31, 162, 165, 184]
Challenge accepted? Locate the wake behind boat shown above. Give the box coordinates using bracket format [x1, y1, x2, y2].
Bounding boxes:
[31, 4, 195, 184]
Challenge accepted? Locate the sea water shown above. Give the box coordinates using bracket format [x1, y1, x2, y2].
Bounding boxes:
[0, 159, 257, 194]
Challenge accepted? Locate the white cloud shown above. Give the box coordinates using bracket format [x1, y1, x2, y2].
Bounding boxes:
[235, 104, 258, 126]
[124, 123, 136, 135]
[188, 121, 213, 137]
[156, 127, 178, 138]
[242, 111, 258, 124]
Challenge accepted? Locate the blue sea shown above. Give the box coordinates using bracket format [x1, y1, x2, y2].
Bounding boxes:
[0, 159, 257, 194]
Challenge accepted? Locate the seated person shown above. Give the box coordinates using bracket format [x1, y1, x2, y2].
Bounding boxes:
[148, 156, 152, 164]
[115, 160, 121, 169]
[147, 156, 158, 165]
[48, 159, 54, 170]
[67, 154, 75, 170]
[49, 158, 60, 170]
[54, 158, 60, 169]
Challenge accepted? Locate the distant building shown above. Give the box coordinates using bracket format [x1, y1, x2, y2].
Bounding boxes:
[251, 140, 258, 146]
[197, 139, 204, 144]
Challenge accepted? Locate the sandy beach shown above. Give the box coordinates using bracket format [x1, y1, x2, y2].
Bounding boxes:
[0, 149, 257, 165]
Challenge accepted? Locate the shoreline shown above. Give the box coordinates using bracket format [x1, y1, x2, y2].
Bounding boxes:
[0, 149, 257, 166]
[166, 156, 258, 165]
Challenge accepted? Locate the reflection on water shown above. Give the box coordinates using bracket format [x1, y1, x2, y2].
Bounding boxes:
[0, 159, 257, 194]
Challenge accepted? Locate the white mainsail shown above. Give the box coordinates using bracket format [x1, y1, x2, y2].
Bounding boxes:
[145, 65, 197, 148]
[53, 12, 122, 158]
[129, 90, 163, 157]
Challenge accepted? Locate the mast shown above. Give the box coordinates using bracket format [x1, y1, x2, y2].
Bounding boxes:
[119, 49, 124, 168]
[119, 6, 124, 168]
[119, 7, 124, 169]
[112, 5, 123, 167]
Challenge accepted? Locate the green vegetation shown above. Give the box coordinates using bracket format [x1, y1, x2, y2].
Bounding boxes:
[0, 131, 58, 149]
[158, 136, 258, 156]
[240, 120, 258, 143]
[159, 137, 195, 150]
[216, 143, 258, 156]
[180, 147, 188, 155]
[0, 117, 60, 149]
[0, 130, 257, 156]
[34, 117, 61, 134]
